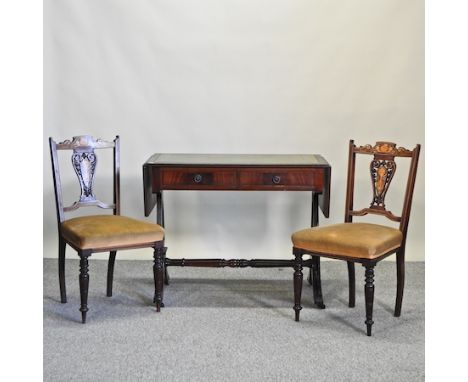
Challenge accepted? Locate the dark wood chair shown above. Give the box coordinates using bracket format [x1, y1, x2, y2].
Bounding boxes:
[49, 135, 167, 323]
[291, 140, 420, 336]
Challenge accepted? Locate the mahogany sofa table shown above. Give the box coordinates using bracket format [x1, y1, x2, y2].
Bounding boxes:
[143, 154, 331, 309]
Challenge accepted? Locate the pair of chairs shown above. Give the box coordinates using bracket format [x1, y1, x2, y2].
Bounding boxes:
[49, 135, 420, 336]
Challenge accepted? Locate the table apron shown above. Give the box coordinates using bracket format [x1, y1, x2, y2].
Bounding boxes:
[154, 166, 326, 192]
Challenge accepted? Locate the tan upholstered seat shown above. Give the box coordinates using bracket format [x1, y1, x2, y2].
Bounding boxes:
[292, 222, 403, 260]
[61, 215, 165, 250]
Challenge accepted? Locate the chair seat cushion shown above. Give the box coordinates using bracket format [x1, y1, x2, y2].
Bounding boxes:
[291, 223, 402, 260]
[61, 215, 164, 250]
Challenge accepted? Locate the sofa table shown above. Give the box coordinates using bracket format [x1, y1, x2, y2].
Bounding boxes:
[143, 154, 331, 309]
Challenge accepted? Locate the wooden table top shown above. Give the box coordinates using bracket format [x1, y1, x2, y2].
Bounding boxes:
[145, 153, 329, 167]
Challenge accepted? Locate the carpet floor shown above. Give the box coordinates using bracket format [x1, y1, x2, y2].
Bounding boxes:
[43, 259, 424, 381]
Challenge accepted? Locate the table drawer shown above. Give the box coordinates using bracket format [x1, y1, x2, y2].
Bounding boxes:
[161, 168, 237, 189]
[239, 169, 323, 189]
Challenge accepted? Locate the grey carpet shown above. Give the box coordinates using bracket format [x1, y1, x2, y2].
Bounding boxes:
[43, 259, 424, 381]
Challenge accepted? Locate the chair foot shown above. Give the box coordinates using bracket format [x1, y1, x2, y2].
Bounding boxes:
[81, 310, 87, 324]
[366, 321, 373, 336]
[294, 307, 302, 322]
[153, 294, 165, 307]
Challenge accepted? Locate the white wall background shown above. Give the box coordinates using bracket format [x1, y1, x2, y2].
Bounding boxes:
[43, 0, 424, 261]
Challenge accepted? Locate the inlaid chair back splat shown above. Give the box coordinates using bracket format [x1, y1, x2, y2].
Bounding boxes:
[345, 141, 420, 238]
[49, 135, 119, 224]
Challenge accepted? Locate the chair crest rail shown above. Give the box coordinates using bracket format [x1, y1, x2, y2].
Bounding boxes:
[56, 135, 115, 150]
[354, 142, 413, 158]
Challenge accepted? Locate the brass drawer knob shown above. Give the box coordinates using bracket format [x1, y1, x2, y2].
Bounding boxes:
[194, 174, 203, 183]
[272, 175, 281, 184]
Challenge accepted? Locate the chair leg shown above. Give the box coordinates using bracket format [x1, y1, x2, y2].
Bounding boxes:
[311, 256, 325, 309]
[106, 251, 117, 297]
[79, 252, 91, 324]
[58, 236, 67, 303]
[347, 261, 355, 308]
[307, 264, 313, 285]
[293, 252, 304, 321]
[395, 248, 405, 317]
[164, 248, 170, 285]
[364, 265, 375, 336]
[164, 268, 170, 285]
[153, 247, 165, 312]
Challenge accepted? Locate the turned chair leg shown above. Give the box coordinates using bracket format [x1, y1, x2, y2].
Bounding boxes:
[347, 261, 355, 308]
[395, 248, 405, 317]
[79, 252, 91, 324]
[364, 265, 375, 336]
[106, 251, 117, 297]
[153, 247, 165, 312]
[311, 256, 325, 309]
[163, 247, 169, 285]
[293, 252, 304, 321]
[58, 236, 67, 303]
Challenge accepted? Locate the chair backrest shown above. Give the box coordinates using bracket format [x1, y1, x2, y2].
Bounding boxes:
[344, 140, 420, 241]
[49, 135, 120, 224]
